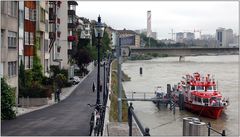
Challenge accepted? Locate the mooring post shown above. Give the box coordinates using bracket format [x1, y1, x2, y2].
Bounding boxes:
[222, 130, 226, 136]
[144, 127, 150, 136]
[208, 122, 211, 136]
[140, 67, 142, 75]
[128, 102, 133, 136]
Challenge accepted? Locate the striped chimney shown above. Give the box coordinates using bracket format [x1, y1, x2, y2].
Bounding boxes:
[147, 10, 152, 37]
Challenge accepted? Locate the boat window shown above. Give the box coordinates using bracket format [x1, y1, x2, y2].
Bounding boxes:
[213, 86, 216, 90]
[211, 97, 216, 100]
[191, 86, 195, 90]
[203, 98, 208, 103]
[196, 86, 204, 91]
[198, 97, 202, 102]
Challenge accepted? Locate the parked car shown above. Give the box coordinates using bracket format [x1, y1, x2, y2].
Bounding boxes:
[69, 76, 81, 85]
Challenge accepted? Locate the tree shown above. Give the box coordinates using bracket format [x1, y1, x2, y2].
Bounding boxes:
[1, 78, 16, 120]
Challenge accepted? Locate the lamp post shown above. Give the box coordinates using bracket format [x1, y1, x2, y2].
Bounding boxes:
[94, 15, 105, 106]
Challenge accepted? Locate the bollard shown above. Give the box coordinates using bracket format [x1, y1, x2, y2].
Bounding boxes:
[208, 122, 211, 136]
[222, 130, 226, 136]
[183, 117, 200, 136]
[144, 127, 150, 136]
[189, 121, 207, 136]
[140, 67, 143, 75]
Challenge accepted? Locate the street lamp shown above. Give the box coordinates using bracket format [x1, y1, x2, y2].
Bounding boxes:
[94, 15, 105, 106]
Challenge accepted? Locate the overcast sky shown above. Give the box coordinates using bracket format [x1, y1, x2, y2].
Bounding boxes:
[76, 1, 239, 40]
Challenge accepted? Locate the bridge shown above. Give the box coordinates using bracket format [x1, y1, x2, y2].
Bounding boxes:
[129, 47, 239, 56]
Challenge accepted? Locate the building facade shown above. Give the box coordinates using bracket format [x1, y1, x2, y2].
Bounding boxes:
[117, 29, 140, 47]
[216, 27, 234, 47]
[1, 1, 19, 102]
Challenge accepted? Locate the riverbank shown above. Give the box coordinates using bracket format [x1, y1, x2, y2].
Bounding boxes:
[109, 60, 130, 122]
[129, 53, 168, 61]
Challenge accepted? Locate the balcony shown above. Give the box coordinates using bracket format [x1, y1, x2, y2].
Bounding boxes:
[57, 1, 61, 7]
[57, 18, 60, 24]
[68, 23, 76, 29]
[68, 1, 78, 5]
[68, 36, 77, 42]
[49, 32, 56, 39]
[24, 45, 34, 56]
[68, 49, 74, 56]
[57, 31, 61, 38]
[49, 10, 56, 23]
[68, 10, 75, 16]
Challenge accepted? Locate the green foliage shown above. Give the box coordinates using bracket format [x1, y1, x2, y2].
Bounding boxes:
[72, 30, 111, 74]
[32, 55, 43, 82]
[109, 60, 128, 122]
[49, 65, 71, 88]
[1, 78, 16, 120]
[19, 60, 25, 88]
[140, 33, 160, 47]
[55, 73, 67, 88]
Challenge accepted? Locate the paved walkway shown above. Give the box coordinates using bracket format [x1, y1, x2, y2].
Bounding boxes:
[1, 67, 104, 136]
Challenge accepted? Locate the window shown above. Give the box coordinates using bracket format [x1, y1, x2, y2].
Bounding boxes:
[8, 31, 17, 48]
[45, 20, 48, 32]
[197, 97, 202, 103]
[1, 1, 6, 14]
[29, 32, 34, 45]
[40, 8, 45, 22]
[25, 32, 29, 44]
[8, 61, 17, 77]
[25, 7, 29, 20]
[44, 59, 49, 72]
[25, 56, 33, 69]
[191, 86, 195, 90]
[1, 30, 4, 47]
[8, 1, 17, 17]
[29, 9, 36, 21]
[68, 16, 73, 23]
[196, 86, 204, 91]
[44, 39, 48, 51]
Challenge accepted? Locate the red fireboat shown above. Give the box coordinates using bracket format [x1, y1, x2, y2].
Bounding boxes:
[177, 72, 229, 119]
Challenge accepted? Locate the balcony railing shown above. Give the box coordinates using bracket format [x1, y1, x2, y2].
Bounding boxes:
[68, 10, 75, 16]
[68, 35, 77, 42]
[49, 32, 56, 39]
[57, 1, 61, 7]
[57, 31, 61, 38]
[68, 1, 78, 5]
[57, 18, 60, 24]
[68, 23, 76, 29]
[24, 45, 34, 56]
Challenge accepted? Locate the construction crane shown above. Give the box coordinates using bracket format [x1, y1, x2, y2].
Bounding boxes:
[168, 29, 176, 40]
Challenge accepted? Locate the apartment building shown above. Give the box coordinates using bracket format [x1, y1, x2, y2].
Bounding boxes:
[117, 29, 141, 47]
[67, 1, 78, 78]
[1, 1, 19, 102]
[36, 1, 50, 76]
[216, 28, 234, 47]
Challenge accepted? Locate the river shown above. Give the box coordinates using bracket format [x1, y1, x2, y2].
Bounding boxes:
[122, 55, 239, 136]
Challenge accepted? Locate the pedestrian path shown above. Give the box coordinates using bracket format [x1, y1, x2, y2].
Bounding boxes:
[14, 62, 95, 116]
[2, 67, 104, 136]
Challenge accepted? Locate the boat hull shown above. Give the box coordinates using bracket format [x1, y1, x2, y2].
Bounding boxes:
[184, 102, 224, 119]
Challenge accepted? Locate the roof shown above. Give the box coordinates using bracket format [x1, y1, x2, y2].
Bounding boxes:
[117, 29, 137, 35]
